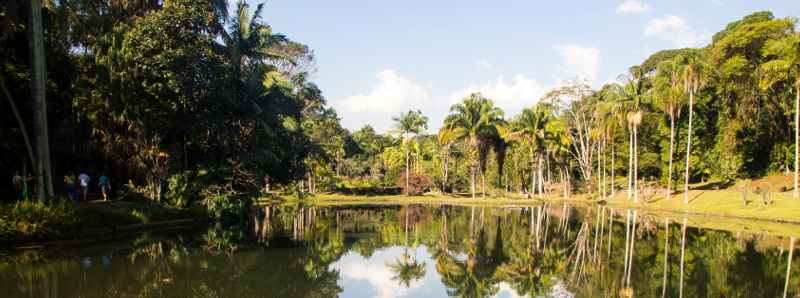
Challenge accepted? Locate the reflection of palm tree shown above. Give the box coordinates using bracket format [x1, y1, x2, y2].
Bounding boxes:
[388, 251, 427, 287]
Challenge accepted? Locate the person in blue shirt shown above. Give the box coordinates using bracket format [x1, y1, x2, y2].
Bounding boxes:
[98, 173, 111, 201]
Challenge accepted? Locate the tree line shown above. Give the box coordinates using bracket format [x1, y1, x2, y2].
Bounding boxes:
[1, 0, 329, 206]
[2, 3, 799, 204]
[318, 11, 800, 202]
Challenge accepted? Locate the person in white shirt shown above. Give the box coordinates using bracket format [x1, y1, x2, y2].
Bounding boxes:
[78, 172, 91, 200]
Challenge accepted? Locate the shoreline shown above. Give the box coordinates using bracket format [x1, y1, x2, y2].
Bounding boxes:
[6, 218, 208, 250]
[303, 190, 800, 237]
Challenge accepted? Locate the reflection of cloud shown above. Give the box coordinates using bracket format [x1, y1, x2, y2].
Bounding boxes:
[494, 282, 527, 298]
[333, 247, 425, 298]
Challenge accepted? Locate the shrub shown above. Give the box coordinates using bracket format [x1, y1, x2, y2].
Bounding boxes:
[202, 188, 251, 222]
[165, 171, 198, 208]
[0, 199, 78, 242]
[395, 173, 432, 195]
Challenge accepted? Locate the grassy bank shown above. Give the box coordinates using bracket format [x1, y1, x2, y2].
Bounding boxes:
[305, 190, 800, 237]
[0, 199, 206, 245]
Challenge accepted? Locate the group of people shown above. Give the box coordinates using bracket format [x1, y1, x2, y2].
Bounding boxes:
[10, 170, 111, 201]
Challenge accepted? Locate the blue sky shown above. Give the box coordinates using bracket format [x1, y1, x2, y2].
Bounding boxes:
[252, 0, 800, 133]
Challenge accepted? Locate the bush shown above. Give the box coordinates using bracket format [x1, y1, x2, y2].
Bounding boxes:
[0, 199, 78, 242]
[202, 190, 251, 222]
[335, 186, 402, 196]
[395, 173, 432, 195]
[165, 171, 198, 208]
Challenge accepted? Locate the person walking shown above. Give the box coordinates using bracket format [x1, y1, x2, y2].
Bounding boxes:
[98, 173, 111, 201]
[12, 171, 22, 199]
[78, 172, 91, 201]
[65, 173, 77, 200]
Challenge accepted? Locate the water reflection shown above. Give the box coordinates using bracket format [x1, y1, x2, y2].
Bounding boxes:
[1, 203, 798, 297]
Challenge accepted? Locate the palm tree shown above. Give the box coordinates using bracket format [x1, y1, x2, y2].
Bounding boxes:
[544, 119, 573, 198]
[444, 93, 504, 199]
[499, 103, 553, 198]
[617, 68, 647, 203]
[224, 1, 296, 75]
[679, 51, 710, 204]
[654, 58, 687, 200]
[760, 33, 800, 198]
[392, 110, 428, 194]
[438, 128, 459, 194]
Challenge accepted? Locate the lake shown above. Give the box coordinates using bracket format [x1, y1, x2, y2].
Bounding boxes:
[1, 203, 798, 297]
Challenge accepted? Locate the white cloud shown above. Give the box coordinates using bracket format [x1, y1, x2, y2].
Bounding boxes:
[475, 59, 493, 70]
[447, 74, 546, 117]
[553, 45, 601, 83]
[645, 15, 701, 48]
[616, 1, 651, 13]
[336, 70, 549, 132]
[335, 69, 432, 132]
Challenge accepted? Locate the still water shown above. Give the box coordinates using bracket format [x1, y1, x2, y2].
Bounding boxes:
[1, 203, 798, 297]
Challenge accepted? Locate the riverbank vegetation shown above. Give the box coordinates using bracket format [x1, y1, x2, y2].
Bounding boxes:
[2, 0, 800, 231]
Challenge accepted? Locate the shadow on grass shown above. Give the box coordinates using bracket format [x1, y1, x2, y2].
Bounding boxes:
[692, 181, 734, 191]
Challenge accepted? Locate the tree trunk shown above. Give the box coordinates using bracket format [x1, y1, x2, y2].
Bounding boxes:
[626, 210, 637, 285]
[1, 76, 36, 175]
[530, 151, 536, 197]
[679, 217, 687, 298]
[628, 127, 633, 200]
[405, 149, 410, 194]
[683, 92, 695, 204]
[662, 217, 670, 298]
[480, 164, 486, 199]
[794, 86, 799, 199]
[634, 124, 639, 203]
[470, 165, 476, 199]
[612, 141, 616, 198]
[538, 154, 544, 198]
[30, 0, 53, 201]
[623, 210, 631, 281]
[442, 149, 449, 194]
[668, 111, 676, 200]
[784, 237, 795, 298]
[597, 141, 602, 198]
[602, 135, 607, 199]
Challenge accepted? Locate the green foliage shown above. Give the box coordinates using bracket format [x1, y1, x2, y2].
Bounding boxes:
[165, 171, 198, 208]
[0, 200, 77, 242]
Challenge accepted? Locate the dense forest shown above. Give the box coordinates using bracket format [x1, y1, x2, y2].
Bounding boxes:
[2, 1, 800, 208]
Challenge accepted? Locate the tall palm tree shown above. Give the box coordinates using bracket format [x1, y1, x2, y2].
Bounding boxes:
[654, 58, 687, 200]
[595, 84, 626, 198]
[438, 128, 459, 194]
[617, 68, 647, 203]
[499, 103, 553, 198]
[392, 110, 428, 194]
[760, 33, 800, 198]
[444, 93, 504, 199]
[224, 1, 297, 78]
[544, 119, 573, 198]
[680, 51, 709, 204]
